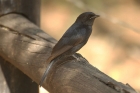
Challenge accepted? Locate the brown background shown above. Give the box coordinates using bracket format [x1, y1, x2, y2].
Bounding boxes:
[40, 0, 140, 93]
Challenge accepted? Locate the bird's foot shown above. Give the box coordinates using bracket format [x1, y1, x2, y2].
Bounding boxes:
[72, 54, 80, 61]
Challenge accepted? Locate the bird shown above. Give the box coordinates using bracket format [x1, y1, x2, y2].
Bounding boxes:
[39, 12, 99, 86]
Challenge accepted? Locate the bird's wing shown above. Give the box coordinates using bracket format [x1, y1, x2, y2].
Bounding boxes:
[49, 28, 86, 60]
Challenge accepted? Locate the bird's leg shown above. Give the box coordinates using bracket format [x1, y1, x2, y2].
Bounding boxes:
[72, 54, 80, 61]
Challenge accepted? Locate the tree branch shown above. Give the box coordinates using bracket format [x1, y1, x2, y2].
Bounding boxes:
[0, 0, 40, 93]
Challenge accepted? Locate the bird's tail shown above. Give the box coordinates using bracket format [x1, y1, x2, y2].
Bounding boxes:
[39, 60, 55, 87]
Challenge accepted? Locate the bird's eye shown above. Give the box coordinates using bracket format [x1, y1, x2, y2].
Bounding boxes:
[89, 15, 94, 19]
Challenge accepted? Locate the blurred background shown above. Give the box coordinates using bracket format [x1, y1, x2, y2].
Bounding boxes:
[40, 0, 140, 93]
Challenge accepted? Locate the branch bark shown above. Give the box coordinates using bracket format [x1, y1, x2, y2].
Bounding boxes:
[0, 0, 40, 93]
[0, 13, 137, 93]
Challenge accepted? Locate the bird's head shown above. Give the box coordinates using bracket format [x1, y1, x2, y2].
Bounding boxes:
[75, 12, 99, 26]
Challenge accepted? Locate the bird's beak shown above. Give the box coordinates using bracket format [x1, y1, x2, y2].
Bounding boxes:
[90, 15, 100, 19]
[95, 15, 100, 18]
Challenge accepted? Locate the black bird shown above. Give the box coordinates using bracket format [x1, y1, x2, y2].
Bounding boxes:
[39, 12, 99, 86]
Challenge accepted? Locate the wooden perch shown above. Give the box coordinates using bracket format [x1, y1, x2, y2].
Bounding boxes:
[0, 13, 137, 93]
[0, 0, 40, 93]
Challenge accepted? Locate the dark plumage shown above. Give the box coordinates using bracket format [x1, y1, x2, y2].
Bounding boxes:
[39, 12, 99, 86]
